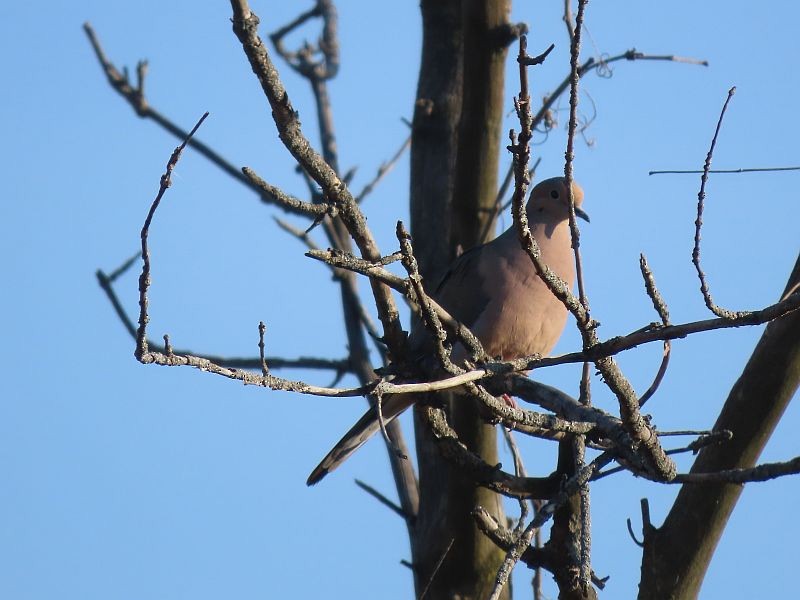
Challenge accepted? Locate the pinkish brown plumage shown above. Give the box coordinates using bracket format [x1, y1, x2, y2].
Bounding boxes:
[308, 177, 586, 485]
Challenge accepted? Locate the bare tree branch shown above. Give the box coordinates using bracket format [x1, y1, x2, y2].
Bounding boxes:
[230, 0, 407, 361]
[306, 248, 800, 371]
[84, 23, 253, 188]
[640, 253, 800, 598]
[637, 254, 671, 406]
[650, 165, 800, 176]
[229, 0, 420, 523]
[511, 35, 676, 483]
[355, 134, 411, 204]
[96, 266, 350, 373]
[692, 86, 749, 320]
[88, 6, 800, 599]
[673, 456, 800, 484]
[354, 479, 409, 520]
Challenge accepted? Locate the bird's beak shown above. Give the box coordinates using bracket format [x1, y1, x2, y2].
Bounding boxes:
[575, 207, 590, 223]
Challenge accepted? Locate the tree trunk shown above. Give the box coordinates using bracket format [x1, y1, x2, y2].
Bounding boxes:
[409, 1, 513, 598]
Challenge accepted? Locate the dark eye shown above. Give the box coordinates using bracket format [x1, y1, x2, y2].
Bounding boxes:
[550, 189, 559, 199]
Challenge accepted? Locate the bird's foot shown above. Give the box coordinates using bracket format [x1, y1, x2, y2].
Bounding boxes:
[501, 393, 519, 410]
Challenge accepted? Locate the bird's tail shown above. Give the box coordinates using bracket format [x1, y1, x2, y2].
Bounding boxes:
[306, 393, 415, 485]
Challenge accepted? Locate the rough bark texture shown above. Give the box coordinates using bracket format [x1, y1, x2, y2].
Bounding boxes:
[638, 252, 800, 599]
[409, 1, 463, 280]
[409, 1, 512, 598]
[452, 0, 509, 248]
[548, 440, 597, 600]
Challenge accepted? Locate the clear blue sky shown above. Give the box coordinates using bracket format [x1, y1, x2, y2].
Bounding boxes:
[2, 1, 798, 598]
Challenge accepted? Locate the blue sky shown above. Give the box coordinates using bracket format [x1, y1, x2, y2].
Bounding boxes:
[2, 1, 798, 598]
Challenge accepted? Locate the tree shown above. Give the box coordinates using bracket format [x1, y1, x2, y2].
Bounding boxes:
[86, 1, 800, 598]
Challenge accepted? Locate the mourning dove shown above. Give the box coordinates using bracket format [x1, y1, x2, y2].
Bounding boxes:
[307, 177, 587, 485]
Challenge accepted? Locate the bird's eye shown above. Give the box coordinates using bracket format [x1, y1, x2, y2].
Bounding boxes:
[550, 190, 559, 199]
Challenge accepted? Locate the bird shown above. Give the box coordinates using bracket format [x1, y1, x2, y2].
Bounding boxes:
[307, 177, 587, 485]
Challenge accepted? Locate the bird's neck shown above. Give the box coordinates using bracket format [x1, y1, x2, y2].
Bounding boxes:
[496, 217, 576, 283]
[496, 215, 569, 245]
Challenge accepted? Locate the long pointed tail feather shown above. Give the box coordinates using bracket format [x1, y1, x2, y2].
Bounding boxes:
[306, 394, 415, 485]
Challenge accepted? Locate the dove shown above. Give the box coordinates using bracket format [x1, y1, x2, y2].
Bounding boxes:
[307, 177, 587, 485]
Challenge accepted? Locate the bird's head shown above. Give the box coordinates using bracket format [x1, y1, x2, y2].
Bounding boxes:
[527, 177, 589, 223]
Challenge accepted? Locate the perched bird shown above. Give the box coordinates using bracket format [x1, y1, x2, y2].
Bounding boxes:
[307, 177, 587, 485]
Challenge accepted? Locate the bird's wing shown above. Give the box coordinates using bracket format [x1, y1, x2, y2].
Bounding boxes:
[308, 245, 494, 485]
[431, 243, 492, 328]
[407, 243, 493, 359]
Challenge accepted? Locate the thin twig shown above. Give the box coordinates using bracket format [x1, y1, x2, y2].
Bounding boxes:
[564, 4, 593, 589]
[512, 35, 676, 482]
[86, 20, 338, 223]
[640, 254, 671, 324]
[543, 44, 705, 172]
[97, 267, 350, 373]
[269, 3, 323, 64]
[637, 342, 670, 408]
[532, 499, 544, 600]
[658, 429, 719, 437]
[673, 456, 800, 484]
[482, 157, 541, 243]
[132, 113, 369, 397]
[396, 221, 462, 372]
[106, 251, 141, 282]
[638, 254, 671, 406]
[420, 405, 565, 500]
[533, 49, 707, 133]
[488, 452, 614, 600]
[502, 427, 533, 534]
[231, 1, 419, 521]
[563, 0, 575, 45]
[497, 47, 709, 188]
[83, 23, 255, 189]
[354, 479, 409, 521]
[472, 506, 608, 591]
[503, 427, 529, 479]
[270, 0, 339, 80]
[592, 430, 734, 481]
[626, 518, 644, 547]
[95, 269, 138, 339]
[306, 246, 800, 374]
[274, 216, 387, 361]
[163, 334, 173, 356]
[355, 135, 411, 204]
[242, 167, 332, 218]
[650, 165, 800, 176]
[306, 248, 485, 357]
[692, 87, 747, 319]
[258, 321, 269, 375]
[135, 112, 209, 356]
[138, 349, 372, 397]
[419, 538, 455, 600]
[564, 0, 590, 315]
[372, 387, 407, 459]
[230, 0, 408, 358]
